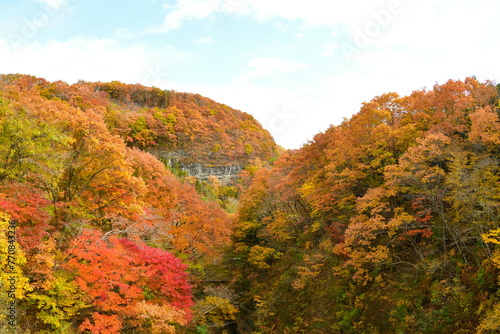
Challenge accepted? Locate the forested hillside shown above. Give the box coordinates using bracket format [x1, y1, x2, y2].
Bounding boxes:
[228, 77, 500, 333]
[2, 75, 500, 334]
[1, 75, 278, 166]
[0, 74, 276, 333]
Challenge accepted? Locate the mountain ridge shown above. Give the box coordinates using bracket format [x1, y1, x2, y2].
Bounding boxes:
[0, 74, 279, 181]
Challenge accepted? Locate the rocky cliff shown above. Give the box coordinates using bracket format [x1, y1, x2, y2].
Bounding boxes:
[157, 153, 243, 183]
[181, 163, 243, 183]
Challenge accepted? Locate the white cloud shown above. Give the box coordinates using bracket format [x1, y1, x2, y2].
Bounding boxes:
[320, 41, 338, 58]
[0, 36, 190, 86]
[115, 27, 136, 38]
[194, 36, 213, 44]
[145, 0, 219, 33]
[144, 0, 405, 33]
[333, 0, 500, 56]
[237, 57, 307, 82]
[243, 0, 378, 26]
[34, 0, 68, 11]
[146, 0, 500, 49]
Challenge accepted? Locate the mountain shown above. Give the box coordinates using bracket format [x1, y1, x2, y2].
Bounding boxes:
[0, 74, 279, 183]
[0, 74, 274, 332]
[228, 77, 500, 333]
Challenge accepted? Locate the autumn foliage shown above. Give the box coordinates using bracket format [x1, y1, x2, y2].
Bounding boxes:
[0, 74, 245, 333]
[66, 229, 192, 333]
[229, 78, 500, 333]
[4, 74, 500, 333]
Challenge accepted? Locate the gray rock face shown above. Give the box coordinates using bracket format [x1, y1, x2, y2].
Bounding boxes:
[150, 150, 243, 184]
[180, 163, 243, 183]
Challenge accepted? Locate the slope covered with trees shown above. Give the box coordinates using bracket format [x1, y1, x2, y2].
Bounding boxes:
[0, 74, 276, 333]
[0, 75, 278, 166]
[228, 78, 500, 333]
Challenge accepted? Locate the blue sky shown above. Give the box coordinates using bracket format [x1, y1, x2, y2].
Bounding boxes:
[0, 0, 498, 149]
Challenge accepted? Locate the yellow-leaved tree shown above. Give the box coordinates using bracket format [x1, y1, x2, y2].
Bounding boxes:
[477, 230, 500, 333]
[0, 211, 32, 328]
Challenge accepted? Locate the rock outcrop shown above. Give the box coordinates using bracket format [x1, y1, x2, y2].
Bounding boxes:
[152, 151, 243, 184]
[180, 163, 243, 183]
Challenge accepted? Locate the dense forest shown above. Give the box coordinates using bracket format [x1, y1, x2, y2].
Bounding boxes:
[1, 75, 500, 333]
[0, 74, 276, 333]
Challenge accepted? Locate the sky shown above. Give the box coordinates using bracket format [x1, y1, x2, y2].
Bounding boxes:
[0, 0, 498, 149]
